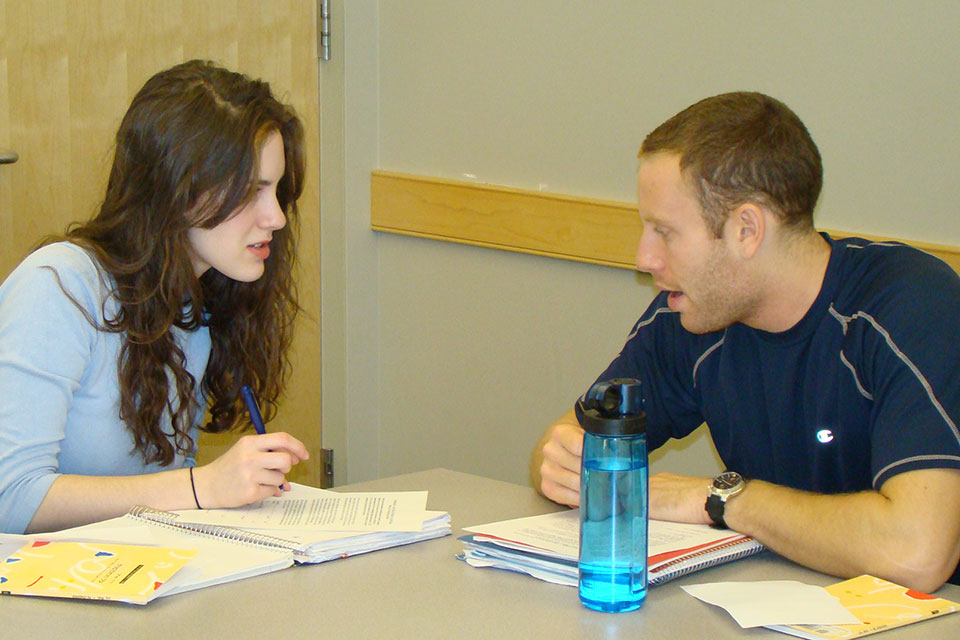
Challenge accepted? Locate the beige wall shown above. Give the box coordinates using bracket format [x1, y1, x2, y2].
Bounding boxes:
[323, 1, 960, 485]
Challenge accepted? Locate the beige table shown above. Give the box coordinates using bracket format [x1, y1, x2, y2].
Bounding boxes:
[4, 468, 959, 639]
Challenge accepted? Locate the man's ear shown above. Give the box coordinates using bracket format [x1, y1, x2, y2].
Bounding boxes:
[728, 202, 766, 258]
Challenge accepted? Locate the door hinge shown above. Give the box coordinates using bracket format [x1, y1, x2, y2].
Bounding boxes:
[318, 0, 331, 61]
[320, 448, 334, 487]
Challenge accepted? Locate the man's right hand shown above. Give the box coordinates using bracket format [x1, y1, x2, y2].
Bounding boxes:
[530, 409, 584, 507]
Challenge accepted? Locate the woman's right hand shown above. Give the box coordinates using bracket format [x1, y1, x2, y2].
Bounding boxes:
[191, 432, 309, 509]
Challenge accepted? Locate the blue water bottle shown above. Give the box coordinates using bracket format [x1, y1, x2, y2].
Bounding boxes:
[576, 378, 648, 613]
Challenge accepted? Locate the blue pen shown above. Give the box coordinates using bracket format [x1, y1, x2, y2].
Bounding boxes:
[242, 385, 286, 492]
[241, 385, 267, 435]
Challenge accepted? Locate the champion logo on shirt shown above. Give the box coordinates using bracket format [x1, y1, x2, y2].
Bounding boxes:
[816, 429, 835, 444]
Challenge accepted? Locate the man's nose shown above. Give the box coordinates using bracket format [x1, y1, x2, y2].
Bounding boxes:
[635, 232, 663, 273]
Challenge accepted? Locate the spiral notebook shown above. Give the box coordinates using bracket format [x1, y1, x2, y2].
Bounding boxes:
[1, 510, 295, 597]
[1, 486, 450, 598]
[458, 509, 763, 587]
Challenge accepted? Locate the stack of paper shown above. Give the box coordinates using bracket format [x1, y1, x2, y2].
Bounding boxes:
[459, 509, 763, 587]
[164, 483, 451, 564]
[237, 511, 452, 564]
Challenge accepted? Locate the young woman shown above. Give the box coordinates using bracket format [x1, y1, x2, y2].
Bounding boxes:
[0, 60, 310, 534]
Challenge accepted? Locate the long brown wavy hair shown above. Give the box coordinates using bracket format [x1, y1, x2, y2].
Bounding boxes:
[54, 59, 305, 465]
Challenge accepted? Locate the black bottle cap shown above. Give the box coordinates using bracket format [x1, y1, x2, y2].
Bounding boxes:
[575, 378, 646, 436]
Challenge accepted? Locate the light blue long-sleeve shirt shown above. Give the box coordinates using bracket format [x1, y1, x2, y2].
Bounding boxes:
[0, 242, 211, 533]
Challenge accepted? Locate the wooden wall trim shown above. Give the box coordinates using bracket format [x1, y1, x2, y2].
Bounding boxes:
[371, 170, 960, 275]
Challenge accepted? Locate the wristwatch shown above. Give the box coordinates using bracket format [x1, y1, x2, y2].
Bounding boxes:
[705, 471, 746, 529]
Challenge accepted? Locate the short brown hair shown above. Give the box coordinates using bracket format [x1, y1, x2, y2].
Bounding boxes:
[640, 92, 822, 236]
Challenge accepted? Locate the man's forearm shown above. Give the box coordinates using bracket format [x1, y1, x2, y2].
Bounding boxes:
[726, 481, 896, 579]
[723, 469, 960, 592]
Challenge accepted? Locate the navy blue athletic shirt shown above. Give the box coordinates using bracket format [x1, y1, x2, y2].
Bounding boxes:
[594, 234, 960, 583]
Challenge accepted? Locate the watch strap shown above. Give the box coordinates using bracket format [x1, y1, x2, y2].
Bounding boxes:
[705, 493, 728, 529]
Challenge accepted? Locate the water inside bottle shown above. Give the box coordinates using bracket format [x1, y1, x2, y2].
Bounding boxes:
[579, 456, 647, 613]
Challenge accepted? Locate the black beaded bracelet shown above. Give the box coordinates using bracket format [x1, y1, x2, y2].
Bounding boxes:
[189, 466, 202, 509]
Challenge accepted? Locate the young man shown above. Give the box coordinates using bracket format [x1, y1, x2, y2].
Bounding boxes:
[531, 92, 960, 592]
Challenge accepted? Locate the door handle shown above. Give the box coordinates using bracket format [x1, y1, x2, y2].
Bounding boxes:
[0, 149, 18, 165]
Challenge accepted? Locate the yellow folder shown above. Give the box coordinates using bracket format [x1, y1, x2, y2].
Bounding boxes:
[1, 540, 196, 605]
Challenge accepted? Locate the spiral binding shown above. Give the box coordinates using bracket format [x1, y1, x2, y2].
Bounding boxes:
[648, 537, 764, 585]
[127, 505, 310, 556]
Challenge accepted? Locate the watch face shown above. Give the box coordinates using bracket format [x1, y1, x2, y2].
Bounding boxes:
[713, 471, 742, 490]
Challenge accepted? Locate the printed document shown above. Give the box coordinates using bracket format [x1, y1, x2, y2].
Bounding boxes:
[171, 483, 429, 532]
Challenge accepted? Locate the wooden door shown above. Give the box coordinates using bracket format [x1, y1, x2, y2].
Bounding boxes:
[0, 0, 324, 484]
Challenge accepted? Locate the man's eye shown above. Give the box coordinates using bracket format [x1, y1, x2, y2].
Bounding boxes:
[654, 227, 669, 237]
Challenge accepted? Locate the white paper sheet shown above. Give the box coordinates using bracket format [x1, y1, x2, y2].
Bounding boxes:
[681, 580, 861, 628]
[171, 483, 429, 532]
[465, 509, 580, 557]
